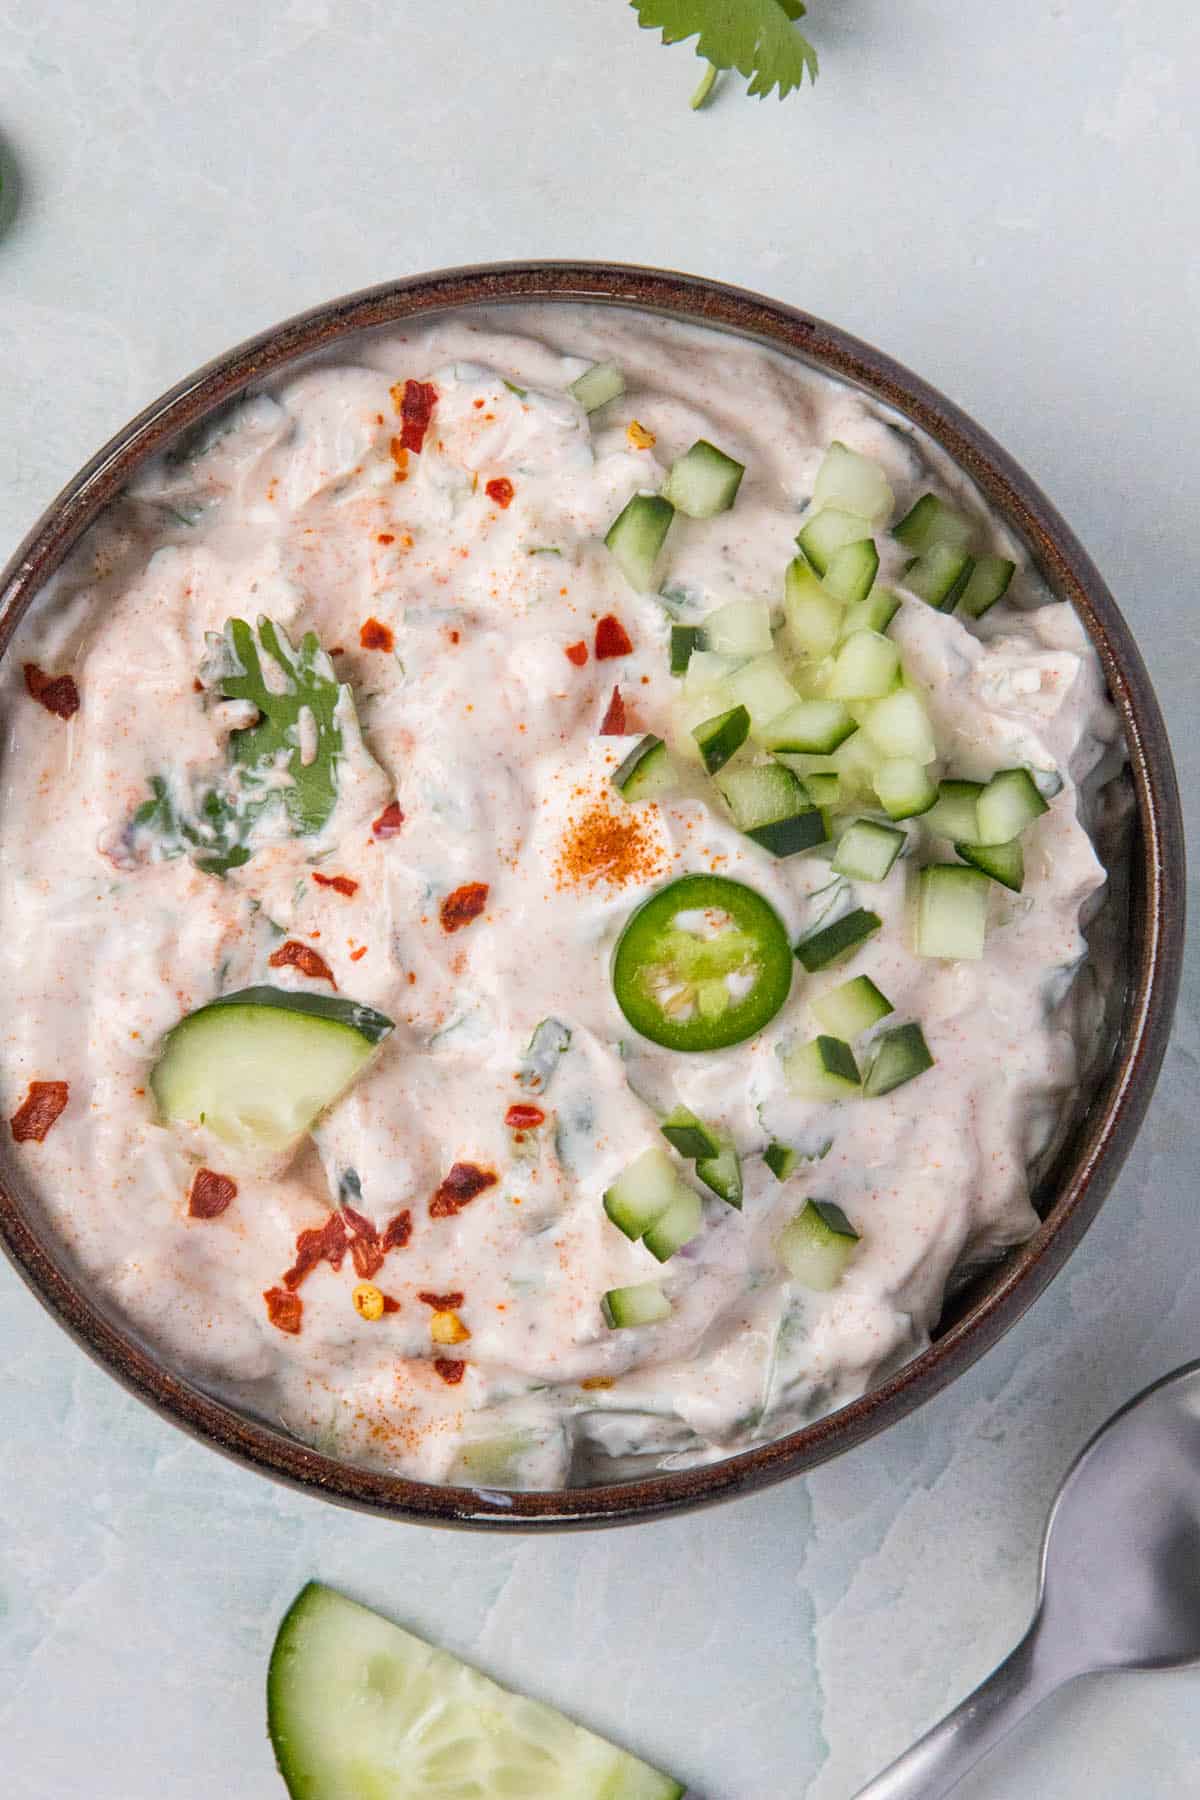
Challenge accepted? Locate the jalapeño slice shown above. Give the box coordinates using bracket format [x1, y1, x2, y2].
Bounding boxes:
[611, 873, 793, 1052]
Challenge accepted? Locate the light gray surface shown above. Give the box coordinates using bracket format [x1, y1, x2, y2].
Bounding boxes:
[0, 3, 1196, 1794]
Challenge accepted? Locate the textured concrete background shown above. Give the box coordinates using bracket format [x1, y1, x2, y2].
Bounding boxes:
[1, 3, 1197, 1793]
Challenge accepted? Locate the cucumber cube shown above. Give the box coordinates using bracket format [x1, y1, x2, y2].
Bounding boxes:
[784, 557, 845, 659]
[660, 1105, 722, 1162]
[794, 907, 883, 972]
[812, 442, 895, 525]
[832, 819, 906, 883]
[692, 704, 750, 774]
[662, 439, 745, 518]
[812, 975, 894, 1040]
[975, 767, 1049, 845]
[916, 864, 991, 960]
[797, 508, 874, 577]
[826, 630, 901, 700]
[703, 600, 774, 658]
[872, 758, 937, 820]
[569, 361, 625, 413]
[778, 1200, 860, 1290]
[863, 1022, 935, 1097]
[781, 1035, 862, 1101]
[602, 1282, 673, 1328]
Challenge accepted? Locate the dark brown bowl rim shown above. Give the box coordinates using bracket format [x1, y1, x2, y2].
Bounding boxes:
[0, 261, 1185, 1528]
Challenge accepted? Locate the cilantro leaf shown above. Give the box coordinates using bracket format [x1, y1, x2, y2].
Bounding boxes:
[215, 617, 344, 836]
[631, 0, 819, 100]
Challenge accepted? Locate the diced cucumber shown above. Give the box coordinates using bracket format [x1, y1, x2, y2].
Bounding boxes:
[842, 587, 900, 638]
[642, 1182, 704, 1262]
[903, 543, 974, 610]
[151, 985, 392, 1155]
[684, 648, 747, 698]
[764, 1141, 799, 1181]
[660, 1105, 721, 1161]
[975, 767, 1049, 845]
[602, 1282, 673, 1329]
[784, 557, 844, 659]
[893, 492, 974, 555]
[822, 538, 880, 606]
[778, 1200, 860, 1290]
[781, 1035, 862, 1100]
[826, 630, 901, 700]
[692, 705, 750, 774]
[605, 493, 674, 592]
[957, 554, 1016, 619]
[759, 698, 858, 755]
[703, 600, 773, 658]
[669, 623, 706, 675]
[873, 758, 937, 820]
[957, 837, 1025, 891]
[695, 1142, 743, 1209]
[801, 771, 840, 810]
[812, 975, 894, 1040]
[923, 779, 983, 841]
[797, 508, 873, 577]
[569, 361, 625, 413]
[602, 1146, 680, 1240]
[832, 819, 906, 883]
[662, 439, 745, 518]
[812, 442, 894, 525]
[518, 1017, 571, 1093]
[833, 730, 886, 802]
[794, 907, 882, 972]
[267, 1583, 685, 1800]
[612, 735, 680, 803]
[726, 654, 801, 733]
[916, 864, 991, 960]
[859, 688, 937, 764]
[718, 763, 827, 858]
[863, 1021, 934, 1097]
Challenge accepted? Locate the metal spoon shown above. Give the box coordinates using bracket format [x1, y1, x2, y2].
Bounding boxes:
[854, 1360, 1200, 1799]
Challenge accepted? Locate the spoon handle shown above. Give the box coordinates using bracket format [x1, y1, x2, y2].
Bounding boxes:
[852, 1624, 1061, 1800]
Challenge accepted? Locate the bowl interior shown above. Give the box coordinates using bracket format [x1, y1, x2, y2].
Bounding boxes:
[0, 264, 1183, 1526]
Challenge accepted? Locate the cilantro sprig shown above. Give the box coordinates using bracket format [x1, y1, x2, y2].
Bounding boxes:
[631, 0, 819, 104]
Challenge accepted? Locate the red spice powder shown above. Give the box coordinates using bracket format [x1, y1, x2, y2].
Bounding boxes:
[10, 1080, 69, 1143]
[268, 940, 336, 987]
[555, 795, 664, 892]
[188, 1168, 237, 1219]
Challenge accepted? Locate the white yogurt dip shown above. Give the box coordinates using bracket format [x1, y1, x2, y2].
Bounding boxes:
[0, 306, 1121, 1487]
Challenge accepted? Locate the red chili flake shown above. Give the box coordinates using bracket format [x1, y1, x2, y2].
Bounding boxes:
[10, 1080, 69, 1143]
[598, 687, 626, 734]
[430, 1162, 498, 1218]
[381, 1293, 401, 1313]
[505, 1104, 545, 1130]
[264, 1287, 303, 1335]
[595, 615, 633, 659]
[399, 379, 438, 453]
[434, 1358, 466, 1385]
[439, 882, 489, 933]
[282, 1212, 348, 1291]
[377, 532, 395, 544]
[192, 677, 205, 694]
[359, 617, 395, 653]
[564, 641, 588, 667]
[312, 872, 359, 898]
[329, 646, 345, 657]
[268, 940, 337, 987]
[372, 801, 405, 839]
[349, 946, 367, 962]
[23, 663, 80, 720]
[382, 1209, 413, 1251]
[485, 477, 515, 509]
[341, 1202, 384, 1280]
[418, 1290, 466, 1310]
[188, 1168, 237, 1219]
[389, 440, 410, 482]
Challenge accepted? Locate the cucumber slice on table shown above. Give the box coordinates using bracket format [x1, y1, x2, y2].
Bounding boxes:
[794, 907, 882, 973]
[957, 554, 1016, 619]
[662, 439, 745, 518]
[781, 1034, 862, 1100]
[151, 985, 392, 1154]
[613, 735, 680, 802]
[863, 1022, 935, 1097]
[923, 779, 984, 842]
[603, 1146, 684, 1241]
[916, 864, 991, 960]
[759, 698, 857, 756]
[873, 758, 938, 821]
[796, 508, 874, 576]
[778, 1200, 860, 1291]
[956, 836, 1025, 891]
[832, 819, 906, 883]
[975, 767, 1049, 845]
[893, 492, 974, 555]
[569, 361, 625, 413]
[669, 623, 706, 675]
[692, 704, 750, 774]
[718, 763, 827, 858]
[660, 1105, 722, 1162]
[812, 442, 894, 525]
[812, 975, 894, 1040]
[602, 1281, 673, 1330]
[784, 557, 844, 659]
[606, 494, 674, 592]
[695, 1142, 742, 1209]
[268, 1583, 684, 1800]
[702, 600, 773, 658]
[825, 630, 901, 700]
[903, 543, 974, 610]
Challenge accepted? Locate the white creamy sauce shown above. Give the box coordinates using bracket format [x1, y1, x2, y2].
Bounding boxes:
[0, 306, 1120, 1488]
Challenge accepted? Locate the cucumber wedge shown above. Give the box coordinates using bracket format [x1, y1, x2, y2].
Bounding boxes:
[822, 538, 880, 606]
[903, 543, 974, 611]
[831, 819, 905, 883]
[660, 1105, 722, 1162]
[669, 623, 706, 675]
[780, 1035, 862, 1100]
[695, 1142, 743, 1209]
[603, 1147, 681, 1241]
[812, 442, 894, 525]
[759, 698, 857, 756]
[916, 864, 990, 960]
[662, 439, 745, 518]
[778, 1200, 860, 1290]
[956, 837, 1025, 891]
[923, 779, 984, 842]
[893, 492, 973, 556]
[797, 508, 873, 576]
[784, 557, 844, 659]
[569, 362, 625, 413]
[763, 1141, 799, 1181]
[268, 1583, 685, 1799]
[957, 554, 1016, 619]
[975, 767, 1049, 845]
[812, 975, 893, 1040]
[718, 763, 827, 858]
[151, 985, 392, 1155]
[794, 908, 882, 973]
[606, 494, 674, 592]
[702, 600, 772, 658]
[872, 758, 937, 821]
[841, 588, 900, 638]
[613, 735, 681, 802]
[825, 630, 901, 700]
[863, 1022, 935, 1097]
[642, 1182, 704, 1262]
[692, 705, 750, 775]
